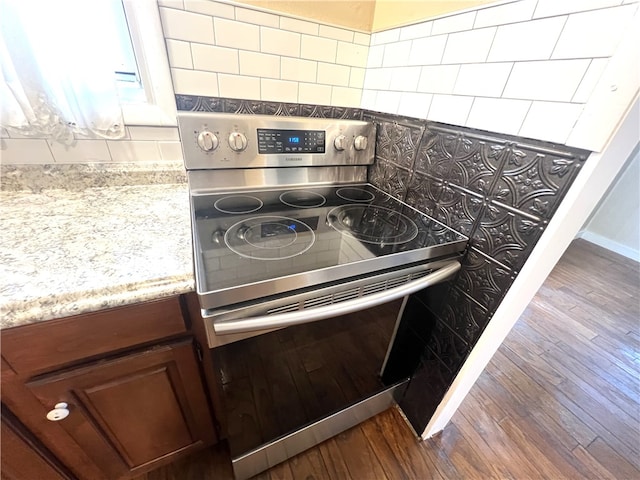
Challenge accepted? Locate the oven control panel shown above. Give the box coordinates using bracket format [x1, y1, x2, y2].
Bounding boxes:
[178, 112, 376, 170]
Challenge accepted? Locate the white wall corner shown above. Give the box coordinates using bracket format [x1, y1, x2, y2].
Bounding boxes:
[421, 96, 640, 439]
[567, 9, 640, 151]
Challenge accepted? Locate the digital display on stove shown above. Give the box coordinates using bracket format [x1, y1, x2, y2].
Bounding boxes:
[257, 129, 325, 154]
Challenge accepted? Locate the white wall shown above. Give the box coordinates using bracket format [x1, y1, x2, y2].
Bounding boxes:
[579, 146, 640, 260]
[362, 0, 639, 147]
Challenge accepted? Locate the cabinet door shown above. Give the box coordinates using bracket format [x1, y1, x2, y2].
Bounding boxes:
[26, 340, 215, 479]
[1, 405, 76, 480]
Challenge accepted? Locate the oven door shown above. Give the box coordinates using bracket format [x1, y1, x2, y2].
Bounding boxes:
[207, 260, 460, 479]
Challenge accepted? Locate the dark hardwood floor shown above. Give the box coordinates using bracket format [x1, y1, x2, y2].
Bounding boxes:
[136, 239, 640, 480]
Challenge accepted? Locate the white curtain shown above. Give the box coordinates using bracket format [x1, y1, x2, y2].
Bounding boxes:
[0, 0, 126, 144]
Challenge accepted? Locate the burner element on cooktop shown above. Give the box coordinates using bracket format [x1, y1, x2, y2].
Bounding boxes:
[336, 187, 375, 202]
[327, 205, 419, 245]
[279, 190, 326, 208]
[214, 195, 263, 214]
[224, 216, 316, 260]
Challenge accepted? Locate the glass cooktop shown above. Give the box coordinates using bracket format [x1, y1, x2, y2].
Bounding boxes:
[190, 183, 468, 310]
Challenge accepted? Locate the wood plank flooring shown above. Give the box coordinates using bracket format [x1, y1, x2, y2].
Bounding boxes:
[136, 239, 639, 480]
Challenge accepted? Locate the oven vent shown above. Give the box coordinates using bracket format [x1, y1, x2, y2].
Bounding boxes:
[267, 303, 300, 315]
[304, 294, 335, 308]
[265, 267, 437, 316]
[333, 288, 360, 303]
[362, 280, 388, 296]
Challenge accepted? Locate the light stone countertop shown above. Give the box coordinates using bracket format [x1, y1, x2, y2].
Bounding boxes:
[0, 164, 194, 329]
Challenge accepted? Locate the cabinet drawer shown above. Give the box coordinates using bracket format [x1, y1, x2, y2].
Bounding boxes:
[2, 297, 188, 375]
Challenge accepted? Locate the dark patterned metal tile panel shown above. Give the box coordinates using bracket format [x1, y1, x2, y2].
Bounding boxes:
[444, 134, 507, 198]
[491, 146, 585, 219]
[439, 286, 490, 343]
[472, 201, 545, 272]
[369, 158, 412, 200]
[374, 120, 423, 170]
[457, 247, 515, 312]
[175, 95, 364, 119]
[405, 171, 443, 217]
[414, 126, 458, 178]
[398, 352, 454, 434]
[424, 318, 469, 374]
[433, 184, 484, 238]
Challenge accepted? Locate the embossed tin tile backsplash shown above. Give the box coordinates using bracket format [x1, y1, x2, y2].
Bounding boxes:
[177, 95, 591, 434]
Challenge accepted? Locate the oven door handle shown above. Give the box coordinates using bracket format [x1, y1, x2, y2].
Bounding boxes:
[212, 260, 461, 335]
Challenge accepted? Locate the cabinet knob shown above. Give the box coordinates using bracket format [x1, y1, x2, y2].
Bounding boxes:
[46, 402, 70, 421]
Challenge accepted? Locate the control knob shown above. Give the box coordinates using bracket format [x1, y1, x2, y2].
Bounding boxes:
[228, 132, 248, 152]
[197, 131, 219, 152]
[354, 135, 368, 151]
[334, 135, 347, 151]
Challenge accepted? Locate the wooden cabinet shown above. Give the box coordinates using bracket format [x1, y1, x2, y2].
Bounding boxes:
[1, 297, 216, 480]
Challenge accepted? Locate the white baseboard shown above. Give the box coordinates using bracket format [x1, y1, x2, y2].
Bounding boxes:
[577, 230, 640, 262]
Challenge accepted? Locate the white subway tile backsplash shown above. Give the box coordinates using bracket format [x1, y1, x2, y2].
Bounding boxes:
[371, 29, 400, 45]
[466, 98, 531, 135]
[319, 25, 354, 42]
[390, 66, 421, 91]
[453, 63, 513, 97]
[382, 40, 412, 67]
[441, 27, 496, 64]
[106, 141, 161, 163]
[519, 101, 584, 143]
[397, 92, 433, 119]
[192, 44, 239, 74]
[474, 0, 537, 28]
[487, 16, 566, 62]
[427, 95, 474, 125]
[417, 65, 460, 94]
[349, 67, 366, 88]
[165, 39, 192, 69]
[160, 8, 214, 44]
[0, 139, 54, 164]
[158, 141, 184, 162]
[261, 78, 298, 103]
[261, 27, 301, 57]
[171, 68, 218, 96]
[408, 35, 447, 66]
[299, 83, 332, 104]
[240, 51, 280, 79]
[363, 68, 393, 90]
[184, 0, 234, 19]
[46, 140, 111, 163]
[218, 74, 260, 100]
[336, 42, 368, 68]
[533, 0, 622, 18]
[376, 91, 403, 114]
[214, 18, 259, 51]
[432, 11, 476, 35]
[331, 87, 361, 107]
[551, 5, 637, 59]
[572, 58, 609, 103]
[279, 17, 319, 35]
[281, 57, 317, 83]
[353, 32, 371, 46]
[503, 59, 590, 102]
[158, 0, 184, 8]
[301, 35, 337, 63]
[360, 90, 378, 110]
[236, 8, 279, 27]
[317, 63, 350, 87]
[400, 21, 432, 40]
[367, 45, 385, 68]
[127, 127, 179, 141]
